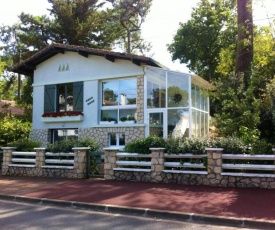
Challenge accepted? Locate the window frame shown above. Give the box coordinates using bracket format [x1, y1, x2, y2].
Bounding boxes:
[44, 81, 83, 113]
[100, 78, 137, 122]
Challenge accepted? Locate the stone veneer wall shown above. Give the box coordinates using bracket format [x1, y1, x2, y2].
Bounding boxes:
[1, 147, 89, 178]
[79, 126, 145, 149]
[104, 148, 275, 189]
[29, 129, 50, 147]
[136, 75, 144, 124]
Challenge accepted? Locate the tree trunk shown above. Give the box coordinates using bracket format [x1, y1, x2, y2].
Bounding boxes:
[236, 0, 253, 90]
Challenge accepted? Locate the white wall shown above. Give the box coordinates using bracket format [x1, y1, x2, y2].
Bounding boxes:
[33, 52, 144, 86]
[32, 51, 144, 129]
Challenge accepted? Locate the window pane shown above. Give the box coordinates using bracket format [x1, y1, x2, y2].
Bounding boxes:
[102, 81, 119, 106]
[66, 83, 73, 111]
[168, 109, 189, 137]
[167, 72, 189, 108]
[119, 134, 125, 146]
[146, 69, 166, 108]
[119, 79, 137, 105]
[109, 133, 117, 145]
[58, 84, 66, 111]
[149, 112, 163, 137]
[192, 109, 197, 137]
[52, 129, 78, 143]
[101, 110, 117, 122]
[119, 109, 136, 121]
[191, 84, 196, 109]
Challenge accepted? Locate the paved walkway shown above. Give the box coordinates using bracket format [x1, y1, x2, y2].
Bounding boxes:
[1, 175, 275, 228]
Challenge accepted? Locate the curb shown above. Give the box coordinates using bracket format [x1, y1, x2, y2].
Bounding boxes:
[1, 194, 275, 229]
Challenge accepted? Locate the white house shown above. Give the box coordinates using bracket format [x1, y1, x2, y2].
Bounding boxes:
[13, 43, 211, 149]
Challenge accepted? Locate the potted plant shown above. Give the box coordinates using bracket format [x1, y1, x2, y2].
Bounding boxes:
[119, 115, 135, 124]
[119, 116, 127, 122]
[100, 117, 116, 124]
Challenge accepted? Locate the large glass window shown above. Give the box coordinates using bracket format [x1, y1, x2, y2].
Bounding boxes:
[102, 79, 136, 106]
[101, 78, 137, 122]
[167, 72, 189, 108]
[146, 69, 166, 108]
[145, 67, 209, 138]
[168, 109, 189, 137]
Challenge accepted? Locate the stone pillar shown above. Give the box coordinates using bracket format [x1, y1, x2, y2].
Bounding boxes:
[34, 148, 46, 168]
[136, 75, 144, 124]
[150, 148, 165, 182]
[72, 147, 90, 178]
[1, 147, 16, 175]
[104, 148, 119, 180]
[205, 148, 223, 174]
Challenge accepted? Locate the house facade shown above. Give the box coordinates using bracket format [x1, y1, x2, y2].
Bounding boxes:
[13, 43, 211, 149]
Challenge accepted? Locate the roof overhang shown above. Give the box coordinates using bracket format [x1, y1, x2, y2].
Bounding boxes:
[12, 43, 162, 76]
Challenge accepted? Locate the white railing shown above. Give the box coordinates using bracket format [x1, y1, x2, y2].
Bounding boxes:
[9, 152, 36, 167]
[113, 152, 208, 174]
[8, 151, 75, 169]
[114, 152, 151, 172]
[222, 154, 275, 177]
[42, 152, 75, 169]
[164, 153, 207, 175]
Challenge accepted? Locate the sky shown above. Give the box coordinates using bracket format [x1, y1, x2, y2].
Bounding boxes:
[0, 0, 274, 73]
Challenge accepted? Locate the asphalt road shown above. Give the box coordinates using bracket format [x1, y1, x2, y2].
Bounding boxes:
[0, 200, 252, 230]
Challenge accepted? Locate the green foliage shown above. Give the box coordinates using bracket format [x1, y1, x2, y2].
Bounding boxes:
[46, 138, 100, 153]
[213, 136, 247, 154]
[213, 73, 261, 140]
[8, 139, 41, 151]
[165, 137, 211, 154]
[168, 0, 237, 81]
[110, 0, 152, 54]
[0, 115, 31, 146]
[124, 136, 166, 154]
[249, 139, 273, 155]
[46, 139, 77, 153]
[78, 138, 100, 151]
[126, 136, 273, 155]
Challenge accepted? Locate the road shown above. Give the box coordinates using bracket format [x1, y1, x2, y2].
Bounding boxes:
[0, 200, 252, 230]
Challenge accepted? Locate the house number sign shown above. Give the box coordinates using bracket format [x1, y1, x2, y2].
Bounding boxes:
[86, 96, 95, 105]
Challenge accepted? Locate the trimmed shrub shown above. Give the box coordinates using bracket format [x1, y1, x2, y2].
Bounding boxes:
[249, 139, 273, 155]
[78, 138, 100, 151]
[213, 136, 247, 154]
[124, 136, 166, 154]
[8, 139, 41, 151]
[46, 138, 100, 153]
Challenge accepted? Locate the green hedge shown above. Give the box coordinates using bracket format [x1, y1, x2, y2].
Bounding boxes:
[45, 138, 100, 153]
[124, 136, 274, 155]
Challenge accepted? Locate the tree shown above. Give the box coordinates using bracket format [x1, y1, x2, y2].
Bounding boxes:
[168, 0, 237, 82]
[236, 0, 253, 90]
[109, 0, 152, 54]
[48, 0, 122, 48]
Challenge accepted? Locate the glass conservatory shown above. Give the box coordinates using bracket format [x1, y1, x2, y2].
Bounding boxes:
[145, 67, 211, 138]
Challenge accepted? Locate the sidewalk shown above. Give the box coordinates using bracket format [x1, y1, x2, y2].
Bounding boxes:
[1, 175, 275, 228]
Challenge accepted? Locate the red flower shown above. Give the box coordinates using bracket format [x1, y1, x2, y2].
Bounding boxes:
[42, 111, 83, 117]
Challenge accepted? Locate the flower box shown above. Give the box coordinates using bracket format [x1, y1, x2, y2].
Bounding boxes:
[41, 111, 83, 123]
[41, 115, 83, 123]
[118, 120, 136, 124]
[99, 121, 116, 125]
